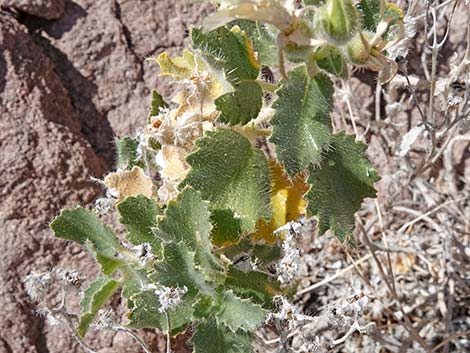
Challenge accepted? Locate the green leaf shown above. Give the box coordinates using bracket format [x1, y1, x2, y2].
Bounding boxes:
[117, 195, 160, 250]
[357, 0, 404, 35]
[317, 54, 348, 79]
[225, 267, 281, 308]
[192, 320, 254, 353]
[221, 239, 279, 262]
[253, 244, 282, 264]
[357, 0, 381, 31]
[191, 27, 260, 85]
[210, 209, 243, 247]
[148, 89, 168, 118]
[115, 137, 145, 170]
[215, 81, 263, 125]
[154, 187, 221, 273]
[126, 288, 193, 334]
[270, 66, 334, 177]
[215, 290, 266, 332]
[154, 242, 214, 297]
[93, 254, 121, 275]
[154, 188, 212, 254]
[192, 26, 263, 125]
[50, 208, 122, 275]
[306, 132, 380, 241]
[121, 270, 145, 310]
[181, 129, 271, 232]
[193, 295, 215, 319]
[78, 277, 120, 337]
[220, 238, 253, 260]
[125, 242, 213, 332]
[234, 20, 278, 67]
[121, 267, 155, 314]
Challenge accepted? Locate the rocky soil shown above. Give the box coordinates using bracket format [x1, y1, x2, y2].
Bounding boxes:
[0, 1, 211, 352]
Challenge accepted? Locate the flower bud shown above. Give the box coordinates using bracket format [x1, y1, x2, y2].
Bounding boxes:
[318, 0, 359, 45]
[345, 32, 373, 66]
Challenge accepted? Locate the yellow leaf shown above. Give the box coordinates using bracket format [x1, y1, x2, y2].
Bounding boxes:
[156, 145, 190, 181]
[253, 161, 308, 243]
[104, 166, 156, 202]
[149, 49, 195, 79]
[149, 49, 224, 109]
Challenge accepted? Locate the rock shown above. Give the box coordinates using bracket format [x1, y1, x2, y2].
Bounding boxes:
[32, 0, 213, 136]
[0, 0, 65, 20]
[0, 13, 107, 352]
[34, 0, 144, 138]
[0, 0, 211, 352]
[115, 0, 213, 58]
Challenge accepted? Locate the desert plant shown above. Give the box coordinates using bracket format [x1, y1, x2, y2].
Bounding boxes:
[25, 0, 406, 352]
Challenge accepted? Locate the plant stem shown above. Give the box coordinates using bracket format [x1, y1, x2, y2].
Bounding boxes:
[54, 307, 98, 353]
[165, 310, 171, 353]
[116, 327, 152, 353]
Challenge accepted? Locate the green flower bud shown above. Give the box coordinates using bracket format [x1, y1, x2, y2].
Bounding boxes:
[345, 32, 373, 66]
[318, 0, 359, 45]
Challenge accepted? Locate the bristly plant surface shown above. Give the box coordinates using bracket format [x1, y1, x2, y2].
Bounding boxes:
[47, 1, 403, 352]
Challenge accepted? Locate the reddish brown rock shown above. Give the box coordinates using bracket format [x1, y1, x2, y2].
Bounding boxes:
[0, 0, 65, 19]
[0, 1, 211, 352]
[0, 13, 106, 352]
[32, 0, 213, 136]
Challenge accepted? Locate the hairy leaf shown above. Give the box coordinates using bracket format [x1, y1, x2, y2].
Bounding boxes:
[253, 243, 282, 264]
[50, 208, 122, 275]
[215, 81, 263, 125]
[117, 195, 160, 250]
[181, 129, 271, 232]
[270, 66, 334, 177]
[192, 295, 214, 320]
[153, 187, 221, 273]
[154, 242, 214, 297]
[115, 137, 145, 170]
[210, 209, 243, 247]
[126, 288, 193, 334]
[357, 0, 380, 31]
[92, 254, 121, 275]
[306, 132, 380, 241]
[358, 0, 404, 34]
[192, 27, 260, 84]
[192, 320, 253, 353]
[254, 161, 308, 243]
[225, 267, 282, 308]
[121, 269, 146, 310]
[234, 20, 278, 67]
[154, 187, 211, 253]
[215, 290, 266, 332]
[192, 26, 263, 125]
[78, 277, 120, 337]
[151, 49, 195, 79]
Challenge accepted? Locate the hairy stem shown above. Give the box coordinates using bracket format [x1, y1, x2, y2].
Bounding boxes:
[165, 310, 171, 353]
